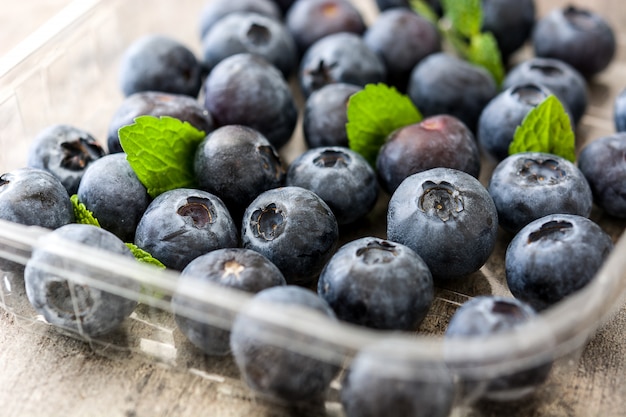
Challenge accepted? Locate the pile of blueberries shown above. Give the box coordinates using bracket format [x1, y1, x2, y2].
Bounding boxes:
[2, 0, 626, 415]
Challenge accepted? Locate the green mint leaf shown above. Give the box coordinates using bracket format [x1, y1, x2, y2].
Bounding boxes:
[347, 83, 423, 167]
[467, 32, 505, 86]
[70, 194, 101, 227]
[442, 0, 482, 37]
[509, 95, 576, 162]
[409, 0, 440, 25]
[118, 115, 206, 198]
[125, 243, 166, 269]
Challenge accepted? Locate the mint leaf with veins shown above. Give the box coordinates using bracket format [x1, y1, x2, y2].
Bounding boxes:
[442, 0, 482, 37]
[509, 95, 576, 162]
[347, 83, 423, 167]
[118, 115, 206, 198]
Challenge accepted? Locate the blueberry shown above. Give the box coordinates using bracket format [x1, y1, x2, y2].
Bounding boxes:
[299, 32, 387, 98]
[194, 125, 286, 223]
[445, 296, 553, 401]
[488, 152, 593, 233]
[286, 147, 378, 225]
[482, 0, 536, 62]
[272, 0, 295, 14]
[375, 0, 410, 10]
[0, 167, 74, 230]
[407, 52, 498, 133]
[613, 87, 626, 132]
[387, 167, 499, 280]
[172, 248, 286, 356]
[532, 6, 616, 78]
[118, 34, 202, 98]
[377, 114, 481, 194]
[198, 0, 282, 40]
[241, 186, 339, 287]
[0, 168, 75, 273]
[364, 8, 441, 92]
[230, 285, 340, 404]
[317, 237, 433, 330]
[286, 0, 366, 55]
[201, 12, 297, 78]
[76, 153, 151, 242]
[24, 224, 139, 337]
[302, 83, 361, 149]
[203, 53, 298, 150]
[505, 214, 613, 311]
[503, 57, 588, 126]
[134, 188, 238, 271]
[341, 339, 455, 417]
[375, 0, 442, 15]
[578, 133, 626, 218]
[106, 91, 214, 154]
[477, 83, 565, 162]
[27, 124, 106, 195]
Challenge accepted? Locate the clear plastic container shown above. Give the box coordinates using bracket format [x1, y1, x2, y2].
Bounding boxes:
[1, 0, 625, 415]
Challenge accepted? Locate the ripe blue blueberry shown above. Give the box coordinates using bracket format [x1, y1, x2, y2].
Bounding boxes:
[578, 133, 626, 218]
[201, 12, 297, 78]
[198, 0, 282, 40]
[299, 32, 387, 98]
[106, 91, 214, 154]
[375, 0, 409, 9]
[230, 285, 340, 404]
[532, 6, 616, 78]
[341, 339, 455, 417]
[194, 125, 286, 223]
[445, 296, 553, 401]
[118, 34, 203, 98]
[375, 0, 442, 15]
[27, 124, 106, 195]
[377, 114, 481, 194]
[505, 214, 613, 311]
[0, 167, 74, 230]
[76, 153, 151, 242]
[302, 82, 361, 149]
[407, 52, 498, 133]
[387, 167, 498, 281]
[317, 237, 434, 330]
[482, 0, 536, 62]
[286, 0, 366, 55]
[241, 186, 339, 287]
[203, 53, 298, 150]
[272, 0, 294, 14]
[172, 248, 286, 356]
[24, 224, 139, 337]
[614, 88, 626, 132]
[286, 147, 378, 225]
[134, 188, 238, 271]
[0, 167, 74, 273]
[488, 152, 593, 234]
[503, 57, 588, 126]
[364, 8, 441, 92]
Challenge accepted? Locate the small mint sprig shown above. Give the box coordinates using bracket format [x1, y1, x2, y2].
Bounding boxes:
[410, 0, 504, 85]
[346, 83, 422, 166]
[118, 115, 206, 198]
[71, 194, 100, 227]
[509, 95, 576, 162]
[125, 243, 166, 269]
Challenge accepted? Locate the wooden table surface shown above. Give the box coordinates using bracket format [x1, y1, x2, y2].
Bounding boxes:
[1, 1, 625, 416]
